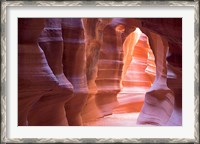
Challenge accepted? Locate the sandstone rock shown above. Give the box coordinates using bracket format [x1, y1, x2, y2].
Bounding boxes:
[19, 18, 73, 126]
[81, 18, 102, 121]
[114, 29, 155, 113]
[137, 31, 174, 125]
[145, 47, 156, 83]
[94, 19, 126, 117]
[18, 18, 182, 126]
[136, 18, 182, 125]
[27, 18, 74, 126]
[62, 18, 88, 125]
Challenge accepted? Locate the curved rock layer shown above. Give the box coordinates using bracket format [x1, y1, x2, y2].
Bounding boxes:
[61, 18, 89, 126]
[28, 18, 75, 126]
[114, 29, 156, 114]
[82, 19, 125, 122]
[18, 18, 182, 126]
[19, 18, 73, 126]
[136, 18, 182, 125]
[94, 21, 124, 117]
[81, 18, 105, 121]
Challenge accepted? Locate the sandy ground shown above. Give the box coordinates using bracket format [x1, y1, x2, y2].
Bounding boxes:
[83, 112, 139, 126]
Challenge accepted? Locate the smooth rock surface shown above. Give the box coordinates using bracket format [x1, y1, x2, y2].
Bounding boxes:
[62, 18, 88, 125]
[18, 18, 182, 126]
[19, 18, 73, 126]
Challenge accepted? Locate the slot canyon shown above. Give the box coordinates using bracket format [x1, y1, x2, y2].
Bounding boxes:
[18, 18, 182, 126]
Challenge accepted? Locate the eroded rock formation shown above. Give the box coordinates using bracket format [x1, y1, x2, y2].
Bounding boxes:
[18, 18, 182, 126]
[81, 18, 103, 121]
[136, 18, 182, 125]
[19, 18, 73, 126]
[61, 18, 89, 125]
[94, 20, 125, 117]
[137, 31, 175, 125]
[114, 29, 156, 113]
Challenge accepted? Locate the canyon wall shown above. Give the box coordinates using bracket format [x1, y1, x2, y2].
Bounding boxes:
[114, 28, 156, 114]
[61, 18, 89, 125]
[81, 18, 112, 121]
[18, 18, 182, 126]
[137, 18, 182, 125]
[19, 18, 74, 126]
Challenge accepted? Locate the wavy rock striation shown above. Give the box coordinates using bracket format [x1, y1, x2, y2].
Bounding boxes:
[114, 29, 156, 113]
[18, 18, 182, 126]
[19, 18, 73, 126]
[62, 18, 89, 125]
[136, 18, 182, 125]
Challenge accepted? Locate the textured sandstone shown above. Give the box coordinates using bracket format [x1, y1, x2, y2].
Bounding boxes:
[136, 18, 182, 125]
[114, 29, 155, 113]
[62, 18, 88, 125]
[19, 18, 73, 126]
[94, 19, 126, 117]
[18, 18, 182, 126]
[28, 18, 75, 126]
[137, 31, 175, 125]
[81, 18, 103, 121]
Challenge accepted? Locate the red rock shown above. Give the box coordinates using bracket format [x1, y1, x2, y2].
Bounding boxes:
[114, 28, 155, 114]
[137, 31, 175, 125]
[62, 18, 88, 125]
[18, 18, 73, 126]
[81, 18, 103, 121]
[18, 18, 182, 126]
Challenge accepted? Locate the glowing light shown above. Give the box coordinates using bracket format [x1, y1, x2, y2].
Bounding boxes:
[115, 24, 125, 33]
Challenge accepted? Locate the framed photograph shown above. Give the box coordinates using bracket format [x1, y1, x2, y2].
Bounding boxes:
[1, 0, 199, 143]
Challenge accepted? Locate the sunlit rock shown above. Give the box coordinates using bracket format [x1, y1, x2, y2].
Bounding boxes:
[18, 18, 182, 126]
[114, 28, 155, 113]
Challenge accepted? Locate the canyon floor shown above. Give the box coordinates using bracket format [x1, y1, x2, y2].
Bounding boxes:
[83, 107, 182, 126]
[83, 112, 139, 126]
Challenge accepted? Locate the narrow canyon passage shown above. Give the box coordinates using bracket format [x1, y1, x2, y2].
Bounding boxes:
[83, 28, 156, 126]
[18, 18, 182, 126]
